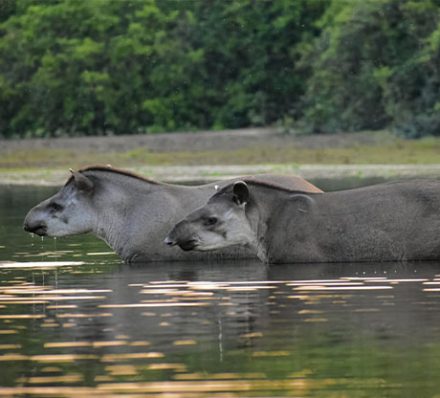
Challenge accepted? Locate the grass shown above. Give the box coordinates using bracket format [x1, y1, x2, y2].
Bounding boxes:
[1, 136, 440, 170]
[1, 132, 440, 186]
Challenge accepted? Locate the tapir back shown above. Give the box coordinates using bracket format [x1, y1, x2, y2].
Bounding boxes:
[266, 179, 440, 263]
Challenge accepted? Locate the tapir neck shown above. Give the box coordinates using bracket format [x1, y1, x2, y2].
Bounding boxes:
[93, 195, 133, 261]
[90, 180, 213, 262]
[94, 218, 123, 259]
[90, 179, 158, 262]
[245, 188, 286, 263]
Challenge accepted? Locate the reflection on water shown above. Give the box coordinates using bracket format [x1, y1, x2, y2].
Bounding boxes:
[0, 181, 440, 397]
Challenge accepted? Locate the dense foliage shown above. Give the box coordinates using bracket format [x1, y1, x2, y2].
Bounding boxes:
[0, 0, 438, 138]
[300, 0, 440, 137]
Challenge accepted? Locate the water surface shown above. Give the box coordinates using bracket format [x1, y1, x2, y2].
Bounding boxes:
[0, 181, 439, 397]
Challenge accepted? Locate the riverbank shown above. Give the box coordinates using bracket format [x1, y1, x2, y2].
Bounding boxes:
[1, 164, 440, 186]
[1, 128, 440, 185]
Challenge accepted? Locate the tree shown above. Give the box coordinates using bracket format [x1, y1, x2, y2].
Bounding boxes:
[298, 0, 440, 136]
[0, 0, 329, 137]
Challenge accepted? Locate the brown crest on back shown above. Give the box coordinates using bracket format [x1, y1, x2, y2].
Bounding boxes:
[65, 165, 160, 186]
[214, 177, 318, 197]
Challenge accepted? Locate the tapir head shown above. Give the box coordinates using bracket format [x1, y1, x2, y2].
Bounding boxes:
[165, 181, 255, 251]
[24, 170, 97, 237]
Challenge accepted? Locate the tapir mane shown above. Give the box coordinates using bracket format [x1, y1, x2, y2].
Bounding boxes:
[65, 165, 161, 186]
[213, 177, 317, 198]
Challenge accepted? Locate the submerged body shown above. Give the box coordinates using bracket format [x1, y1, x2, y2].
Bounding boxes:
[166, 179, 440, 263]
[23, 166, 322, 262]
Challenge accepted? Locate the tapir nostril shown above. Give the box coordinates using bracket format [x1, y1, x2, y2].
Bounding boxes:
[23, 221, 34, 232]
[24, 220, 47, 235]
[164, 236, 176, 246]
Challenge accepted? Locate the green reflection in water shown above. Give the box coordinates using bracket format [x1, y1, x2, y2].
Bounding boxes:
[0, 182, 440, 397]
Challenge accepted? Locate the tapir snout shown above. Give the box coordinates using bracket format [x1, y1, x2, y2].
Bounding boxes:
[23, 217, 47, 236]
[164, 220, 199, 251]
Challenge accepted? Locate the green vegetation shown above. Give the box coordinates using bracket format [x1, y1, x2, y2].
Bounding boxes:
[0, 0, 439, 138]
[300, 0, 440, 137]
[1, 133, 440, 169]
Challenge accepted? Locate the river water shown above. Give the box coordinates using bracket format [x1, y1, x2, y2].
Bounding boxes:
[0, 180, 440, 397]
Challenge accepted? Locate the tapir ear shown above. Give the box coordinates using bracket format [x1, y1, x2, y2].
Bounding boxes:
[233, 181, 249, 205]
[70, 170, 94, 192]
[290, 194, 315, 213]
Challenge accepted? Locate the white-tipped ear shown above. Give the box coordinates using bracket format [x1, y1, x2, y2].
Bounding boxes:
[71, 171, 94, 192]
[233, 181, 249, 205]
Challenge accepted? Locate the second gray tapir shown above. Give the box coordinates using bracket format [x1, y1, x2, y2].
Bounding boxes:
[165, 178, 440, 263]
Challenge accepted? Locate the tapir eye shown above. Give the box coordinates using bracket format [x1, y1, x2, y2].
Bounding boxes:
[49, 202, 64, 212]
[204, 217, 218, 226]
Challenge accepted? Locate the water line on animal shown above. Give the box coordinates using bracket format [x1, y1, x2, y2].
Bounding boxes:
[218, 316, 224, 363]
[53, 237, 58, 259]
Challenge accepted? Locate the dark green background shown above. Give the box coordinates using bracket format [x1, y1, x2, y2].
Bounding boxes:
[0, 0, 439, 138]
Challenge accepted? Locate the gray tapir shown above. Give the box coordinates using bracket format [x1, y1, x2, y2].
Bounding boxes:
[165, 178, 440, 263]
[23, 166, 322, 262]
